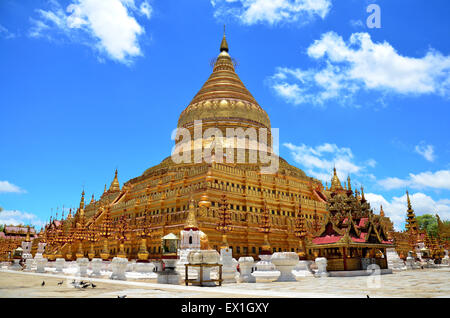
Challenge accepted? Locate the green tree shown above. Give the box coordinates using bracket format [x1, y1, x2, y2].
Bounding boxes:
[417, 214, 438, 237]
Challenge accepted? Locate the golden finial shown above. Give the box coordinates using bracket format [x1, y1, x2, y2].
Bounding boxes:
[220, 25, 229, 52]
[406, 190, 412, 210]
[184, 197, 199, 230]
[347, 175, 351, 191]
[90, 194, 95, 204]
[109, 169, 120, 192]
[361, 186, 365, 201]
[79, 190, 85, 210]
[380, 205, 385, 217]
[330, 166, 343, 191]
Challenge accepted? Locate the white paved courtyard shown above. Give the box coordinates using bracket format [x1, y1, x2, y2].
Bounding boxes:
[0, 267, 448, 298]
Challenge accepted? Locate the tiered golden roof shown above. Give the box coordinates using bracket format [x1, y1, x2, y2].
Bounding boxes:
[177, 34, 271, 130]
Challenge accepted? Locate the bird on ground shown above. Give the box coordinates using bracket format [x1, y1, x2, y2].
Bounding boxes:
[117, 295, 127, 298]
[57, 281, 64, 286]
[366, 295, 370, 298]
[41, 281, 45, 287]
[91, 283, 97, 288]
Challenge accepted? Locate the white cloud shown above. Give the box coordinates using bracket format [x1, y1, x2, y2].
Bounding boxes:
[270, 32, 450, 106]
[211, 0, 332, 25]
[0, 24, 16, 39]
[415, 143, 435, 162]
[0, 210, 45, 228]
[139, 1, 152, 19]
[29, 0, 152, 64]
[0, 181, 26, 194]
[378, 170, 450, 190]
[283, 142, 375, 184]
[365, 192, 450, 230]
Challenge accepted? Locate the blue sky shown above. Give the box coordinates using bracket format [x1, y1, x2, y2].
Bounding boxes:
[0, 0, 449, 230]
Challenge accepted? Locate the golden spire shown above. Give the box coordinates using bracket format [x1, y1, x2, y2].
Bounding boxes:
[220, 25, 229, 52]
[380, 205, 385, 217]
[405, 190, 418, 232]
[103, 184, 107, 194]
[109, 169, 120, 192]
[347, 175, 352, 192]
[25, 226, 31, 242]
[90, 194, 95, 204]
[406, 190, 412, 211]
[79, 190, 85, 211]
[67, 208, 72, 220]
[361, 186, 366, 202]
[184, 197, 199, 230]
[330, 166, 343, 192]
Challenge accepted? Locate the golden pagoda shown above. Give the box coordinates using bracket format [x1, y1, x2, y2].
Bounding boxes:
[43, 32, 331, 260]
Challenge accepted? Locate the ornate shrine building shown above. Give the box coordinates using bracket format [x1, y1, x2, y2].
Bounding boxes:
[305, 171, 393, 271]
[37, 33, 332, 261]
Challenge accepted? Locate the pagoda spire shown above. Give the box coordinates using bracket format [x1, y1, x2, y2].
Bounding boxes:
[347, 175, 352, 192]
[25, 225, 31, 242]
[380, 205, 385, 217]
[330, 166, 343, 192]
[220, 25, 229, 52]
[90, 194, 95, 204]
[79, 190, 85, 210]
[405, 190, 418, 233]
[109, 169, 120, 192]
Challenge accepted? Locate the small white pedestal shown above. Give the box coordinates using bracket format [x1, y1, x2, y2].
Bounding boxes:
[76, 258, 89, 277]
[36, 258, 48, 273]
[55, 258, 66, 273]
[90, 258, 103, 277]
[314, 257, 329, 277]
[110, 257, 128, 280]
[271, 252, 298, 282]
[251, 254, 280, 283]
[237, 257, 255, 283]
[24, 258, 35, 271]
[293, 260, 314, 279]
